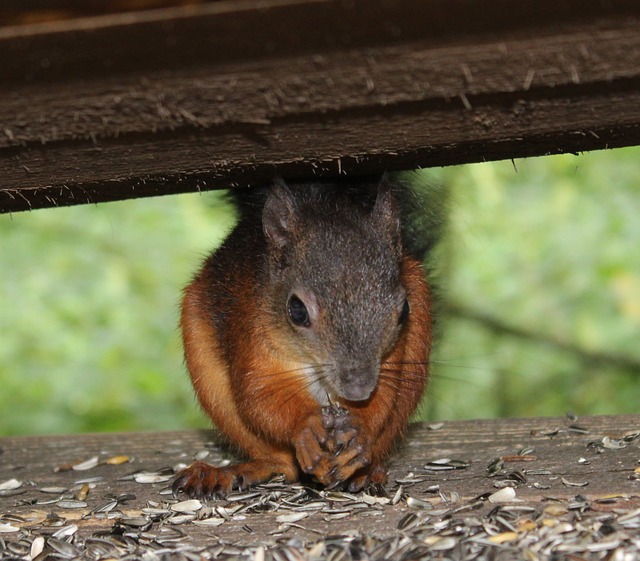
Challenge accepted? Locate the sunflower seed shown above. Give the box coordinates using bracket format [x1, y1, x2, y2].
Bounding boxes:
[361, 493, 390, 505]
[74, 476, 104, 484]
[566, 424, 588, 435]
[48, 538, 81, 557]
[168, 514, 196, 525]
[487, 458, 504, 475]
[119, 517, 153, 528]
[532, 427, 560, 437]
[425, 536, 457, 550]
[75, 483, 90, 501]
[406, 496, 433, 510]
[397, 512, 419, 530]
[57, 500, 88, 509]
[493, 480, 517, 489]
[602, 436, 627, 450]
[52, 524, 78, 539]
[104, 455, 131, 465]
[72, 456, 100, 470]
[525, 469, 552, 476]
[0, 479, 22, 491]
[91, 499, 119, 514]
[507, 470, 527, 484]
[192, 517, 226, 527]
[40, 486, 68, 494]
[133, 472, 173, 484]
[395, 473, 427, 484]
[194, 450, 210, 460]
[488, 487, 516, 503]
[324, 512, 351, 520]
[226, 491, 262, 502]
[142, 507, 171, 516]
[171, 499, 203, 513]
[30, 536, 45, 558]
[561, 477, 588, 487]
[423, 458, 469, 471]
[276, 512, 309, 524]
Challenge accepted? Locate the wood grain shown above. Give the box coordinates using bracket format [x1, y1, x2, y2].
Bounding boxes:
[1, 415, 638, 543]
[1, 0, 640, 212]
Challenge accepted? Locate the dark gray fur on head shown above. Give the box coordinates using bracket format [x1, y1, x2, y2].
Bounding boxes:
[256, 177, 410, 402]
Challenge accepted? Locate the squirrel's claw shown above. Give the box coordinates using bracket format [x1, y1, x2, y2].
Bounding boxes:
[294, 407, 377, 489]
[346, 464, 389, 494]
[172, 460, 234, 500]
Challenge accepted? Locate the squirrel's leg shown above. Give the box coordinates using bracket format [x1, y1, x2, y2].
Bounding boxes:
[172, 455, 297, 499]
[175, 279, 300, 499]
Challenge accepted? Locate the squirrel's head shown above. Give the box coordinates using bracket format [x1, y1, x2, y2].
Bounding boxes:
[262, 177, 411, 403]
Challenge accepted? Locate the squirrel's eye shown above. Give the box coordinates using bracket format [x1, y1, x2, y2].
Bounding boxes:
[398, 298, 410, 325]
[288, 295, 310, 327]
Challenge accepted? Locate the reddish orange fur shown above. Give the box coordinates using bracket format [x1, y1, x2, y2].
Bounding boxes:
[173, 181, 433, 499]
[175, 251, 431, 497]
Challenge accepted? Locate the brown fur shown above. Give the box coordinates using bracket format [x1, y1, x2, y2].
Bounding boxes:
[173, 178, 433, 498]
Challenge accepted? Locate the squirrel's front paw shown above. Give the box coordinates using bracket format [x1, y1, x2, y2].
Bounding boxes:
[293, 410, 336, 486]
[294, 405, 373, 488]
[328, 406, 372, 485]
[172, 461, 236, 499]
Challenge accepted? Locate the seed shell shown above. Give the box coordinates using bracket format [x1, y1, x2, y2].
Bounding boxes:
[104, 455, 131, 465]
[40, 486, 68, 494]
[192, 517, 226, 527]
[488, 487, 517, 503]
[276, 512, 310, 524]
[57, 500, 88, 509]
[72, 456, 100, 470]
[0, 479, 22, 491]
[171, 499, 203, 513]
[561, 477, 589, 488]
[30, 536, 45, 558]
[133, 472, 173, 484]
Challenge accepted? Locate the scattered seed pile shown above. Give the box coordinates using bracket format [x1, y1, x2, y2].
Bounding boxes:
[1, 418, 638, 560]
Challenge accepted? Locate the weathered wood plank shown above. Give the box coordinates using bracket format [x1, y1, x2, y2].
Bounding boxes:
[1, 415, 639, 557]
[1, 0, 640, 213]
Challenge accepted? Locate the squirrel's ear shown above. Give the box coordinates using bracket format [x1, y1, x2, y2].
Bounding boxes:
[373, 175, 401, 242]
[263, 178, 298, 252]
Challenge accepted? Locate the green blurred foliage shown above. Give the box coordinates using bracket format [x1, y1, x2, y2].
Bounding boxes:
[424, 147, 640, 420]
[0, 193, 235, 435]
[0, 148, 638, 435]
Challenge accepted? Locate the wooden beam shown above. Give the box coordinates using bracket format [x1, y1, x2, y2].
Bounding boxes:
[1, 0, 640, 213]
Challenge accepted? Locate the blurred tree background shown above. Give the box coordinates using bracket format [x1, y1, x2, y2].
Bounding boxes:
[1, 147, 638, 436]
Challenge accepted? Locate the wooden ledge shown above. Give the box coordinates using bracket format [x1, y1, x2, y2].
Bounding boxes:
[1, 415, 639, 558]
[2, 1, 640, 212]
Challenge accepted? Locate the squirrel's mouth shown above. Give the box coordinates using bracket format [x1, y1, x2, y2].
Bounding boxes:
[302, 362, 378, 404]
[337, 366, 379, 402]
[338, 382, 375, 402]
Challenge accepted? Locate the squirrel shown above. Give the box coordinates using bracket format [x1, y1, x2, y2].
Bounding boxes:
[172, 175, 434, 498]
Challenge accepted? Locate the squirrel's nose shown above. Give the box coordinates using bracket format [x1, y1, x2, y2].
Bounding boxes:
[338, 365, 379, 402]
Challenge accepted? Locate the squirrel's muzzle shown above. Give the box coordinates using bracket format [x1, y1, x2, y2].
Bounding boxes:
[337, 363, 379, 402]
